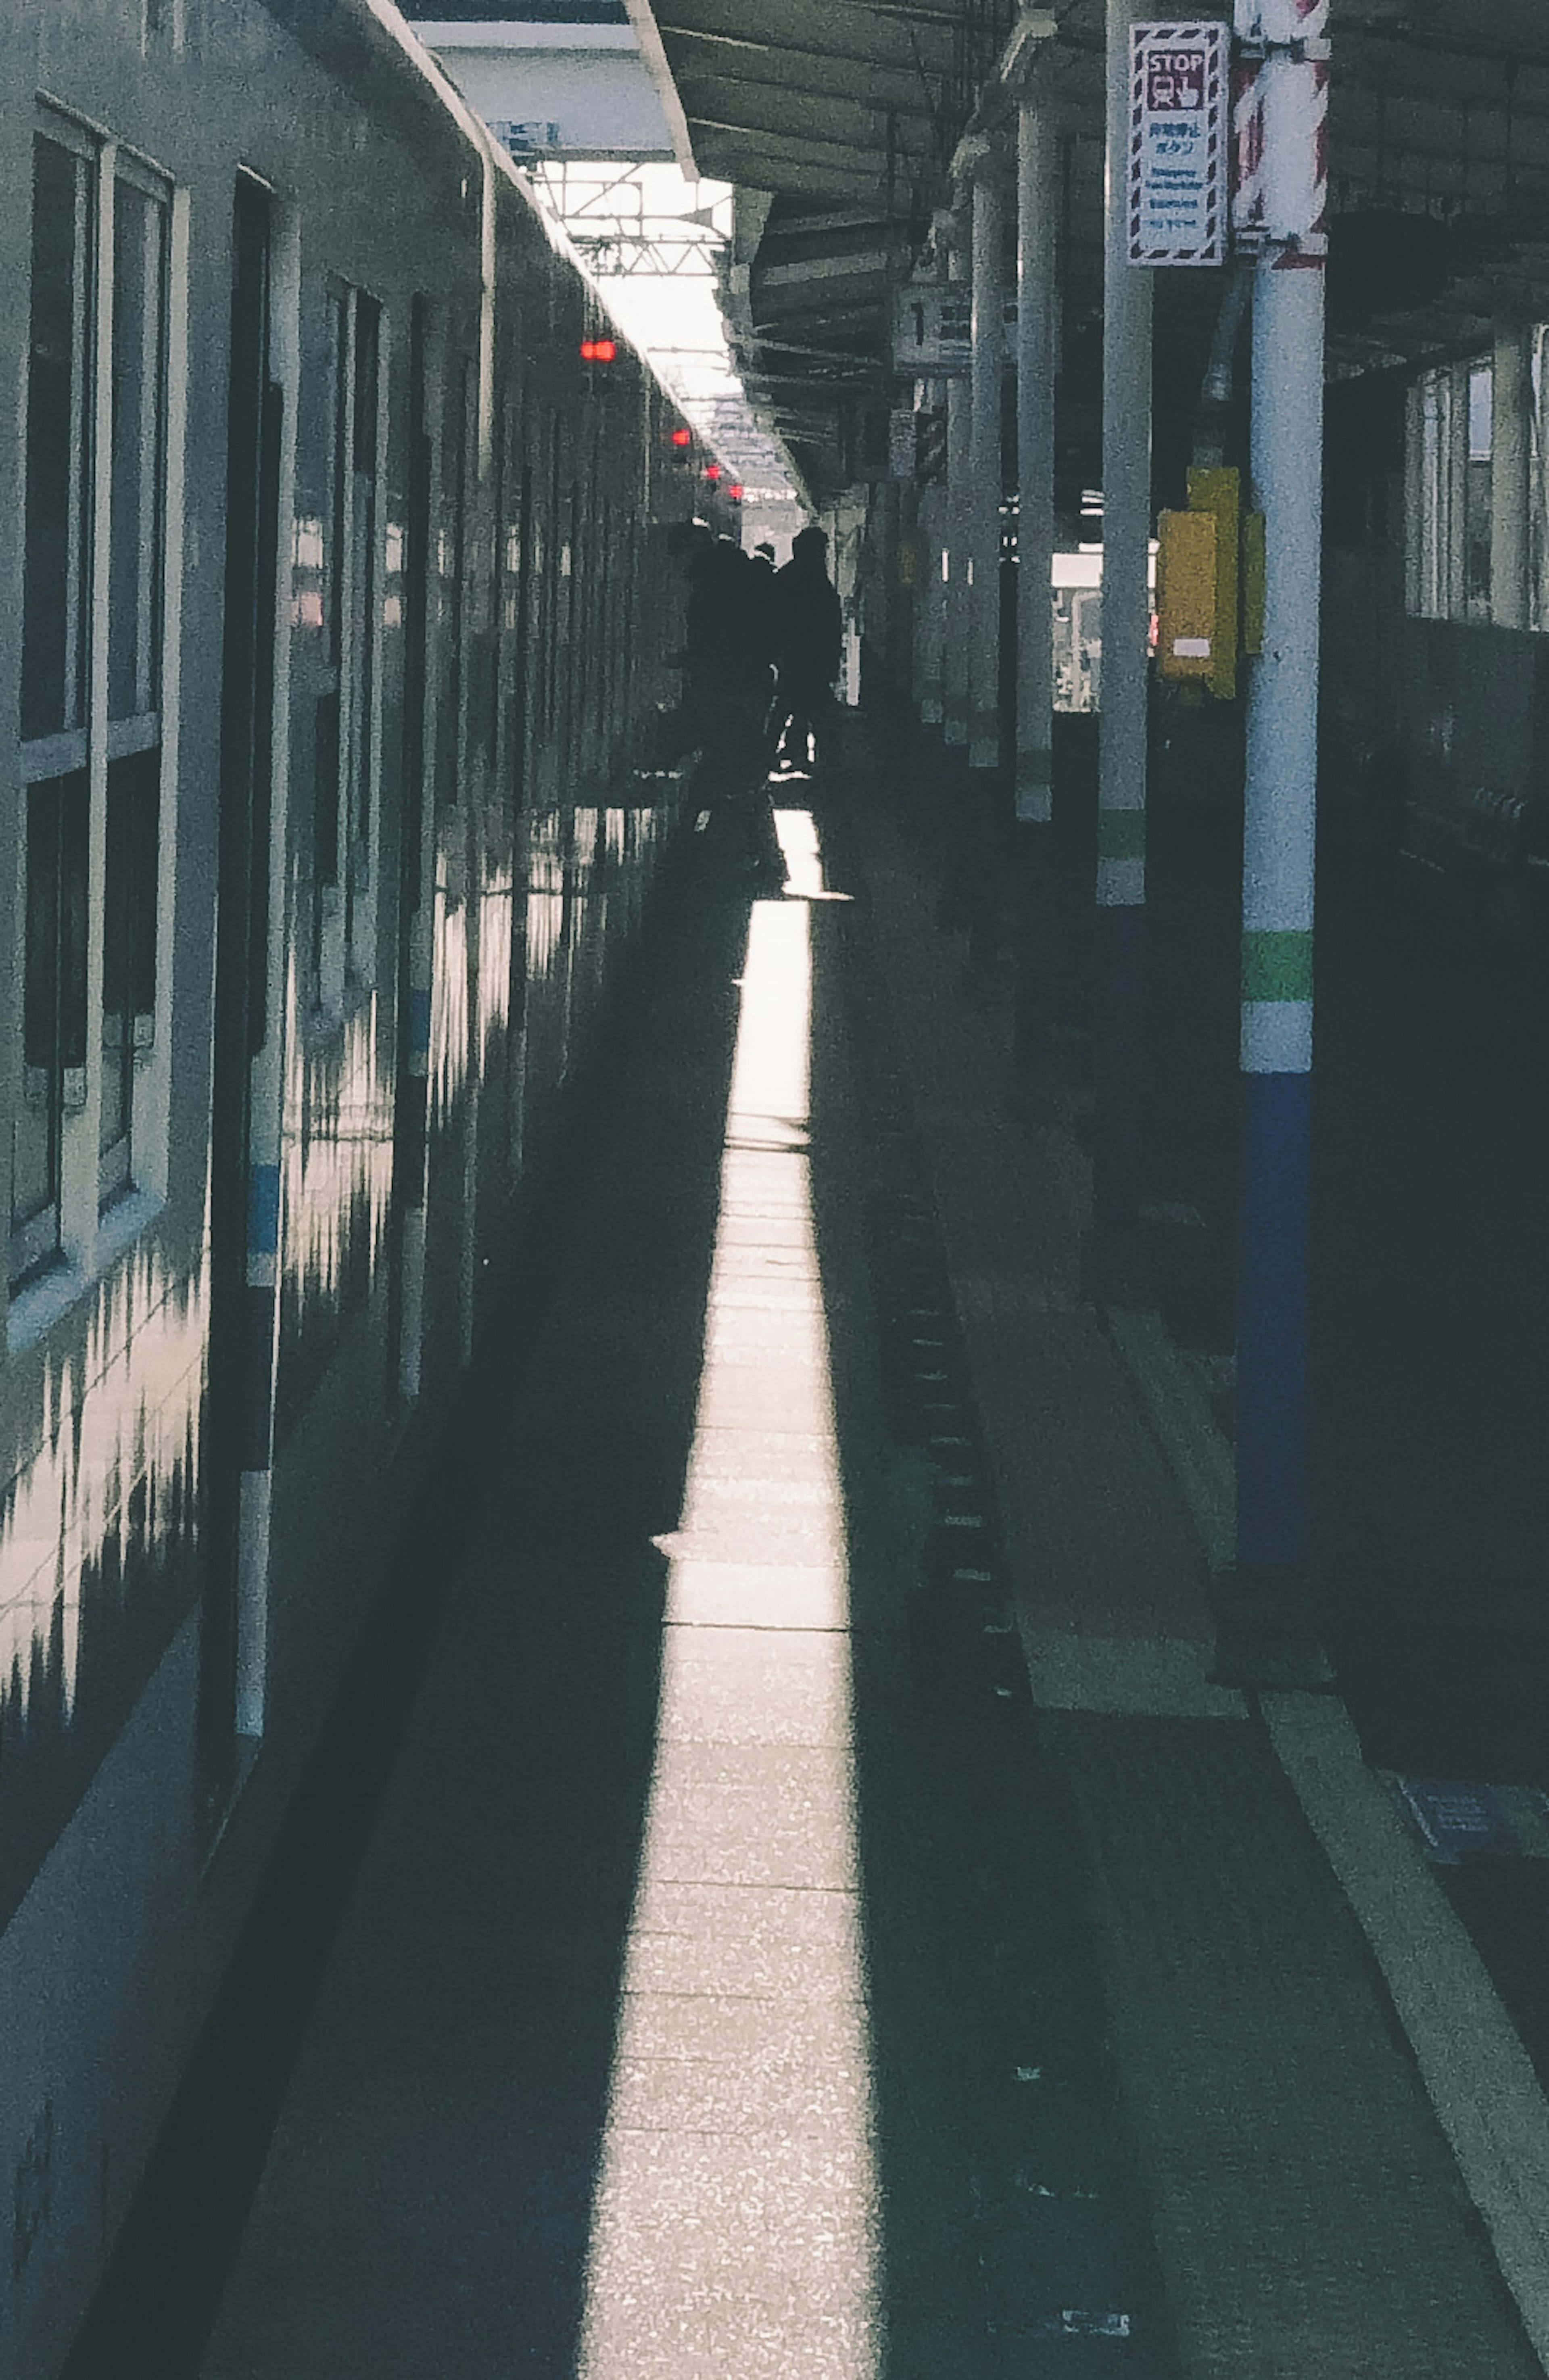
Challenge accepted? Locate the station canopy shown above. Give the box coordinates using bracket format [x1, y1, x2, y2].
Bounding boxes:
[620, 0, 1549, 503]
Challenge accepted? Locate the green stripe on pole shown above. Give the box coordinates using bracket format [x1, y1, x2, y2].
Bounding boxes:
[1242, 928, 1313, 1002]
[1096, 808, 1145, 860]
[1016, 748, 1052, 789]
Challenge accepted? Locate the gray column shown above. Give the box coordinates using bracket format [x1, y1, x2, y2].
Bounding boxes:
[1093, 0, 1153, 1230]
[1225, 0, 1333, 1686]
[916, 431, 947, 727]
[1492, 325, 1530, 631]
[969, 157, 1006, 774]
[1016, 100, 1055, 823]
[943, 217, 971, 755]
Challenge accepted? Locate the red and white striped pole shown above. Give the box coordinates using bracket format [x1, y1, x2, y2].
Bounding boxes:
[1219, 0, 1331, 1680]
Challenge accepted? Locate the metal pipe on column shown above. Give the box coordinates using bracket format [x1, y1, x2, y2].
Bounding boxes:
[1220, 0, 1333, 1683]
[1093, 0, 1154, 1238]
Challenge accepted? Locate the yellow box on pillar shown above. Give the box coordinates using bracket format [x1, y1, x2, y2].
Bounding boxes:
[1156, 508, 1217, 682]
[1186, 465, 1240, 700]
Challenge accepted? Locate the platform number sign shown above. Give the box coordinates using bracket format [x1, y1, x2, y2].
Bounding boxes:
[1128, 20, 1228, 265]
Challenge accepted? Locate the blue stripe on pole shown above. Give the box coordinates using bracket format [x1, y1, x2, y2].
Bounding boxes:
[409, 986, 432, 1058]
[1236, 1067, 1313, 1572]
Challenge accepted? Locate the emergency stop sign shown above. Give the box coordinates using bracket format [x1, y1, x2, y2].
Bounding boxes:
[1128, 21, 1228, 265]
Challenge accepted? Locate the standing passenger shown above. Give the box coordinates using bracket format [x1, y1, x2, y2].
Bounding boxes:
[770, 525, 843, 777]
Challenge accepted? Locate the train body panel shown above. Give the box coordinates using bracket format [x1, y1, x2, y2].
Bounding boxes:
[1323, 363, 1549, 915]
[0, 5, 689, 2371]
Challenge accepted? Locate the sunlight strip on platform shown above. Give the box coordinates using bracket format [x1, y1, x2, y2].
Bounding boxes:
[577, 836, 881, 2378]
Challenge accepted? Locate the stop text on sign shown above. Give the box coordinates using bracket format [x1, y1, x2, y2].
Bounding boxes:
[1129, 20, 1228, 265]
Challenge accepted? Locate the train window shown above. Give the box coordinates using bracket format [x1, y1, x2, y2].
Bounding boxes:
[434, 355, 474, 810]
[1411, 367, 1455, 622]
[472, 388, 505, 787]
[1530, 328, 1549, 634]
[22, 132, 94, 747]
[313, 284, 384, 1015]
[100, 750, 159, 1205]
[507, 456, 533, 813]
[346, 295, 381, 969]
[109, 168, 169, 721]
[1464, 362, 1493, 622]
[14, 123, 172, 1284]
[13, 776, 88, 1284]
[545, 409, 565, 750]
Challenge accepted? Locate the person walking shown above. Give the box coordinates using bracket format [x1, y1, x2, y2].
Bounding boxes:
[678, 529, 785, 886]
[770, 525, 843, 777]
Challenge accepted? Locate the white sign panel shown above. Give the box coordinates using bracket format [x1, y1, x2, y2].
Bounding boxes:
[1127, 20, 1228, 265]
[894, 288, 1020, 375]
[894, 286, 972, 374]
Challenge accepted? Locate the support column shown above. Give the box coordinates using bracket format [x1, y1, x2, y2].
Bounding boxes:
[1222, 0, 1333, 1685]
[969, 157, 1006, 778]
[967, 153, 1008, 953]
[1492, 324, 1530, 631]
[1014, 84, 1056, 1056]
[942, 216, 972, 779]
[1015, 100, 1055, 827]
[1094, 0, 1153, 1236]
[916, 476, 946, 729]
[1234, 248, 1322, 1597]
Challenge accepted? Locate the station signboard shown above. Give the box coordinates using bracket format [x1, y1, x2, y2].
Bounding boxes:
[893, 287, 1019, 375]
[1127, 20, 1228, 265]
[893, 286, 972, 374]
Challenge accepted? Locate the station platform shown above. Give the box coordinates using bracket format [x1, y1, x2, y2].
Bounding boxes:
[78, 730, 1549, 2376]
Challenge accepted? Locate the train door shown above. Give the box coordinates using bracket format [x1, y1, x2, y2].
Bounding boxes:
[451, 355, 480, 1368]
[200, 173, 282, 1824]
[507, 449, 534, 1184]
[389, 297, 436, 1407]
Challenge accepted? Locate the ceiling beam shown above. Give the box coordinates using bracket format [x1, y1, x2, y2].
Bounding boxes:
[666, 24, 940, 110]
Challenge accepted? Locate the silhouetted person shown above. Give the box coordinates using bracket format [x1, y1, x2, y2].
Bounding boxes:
[677, 530, 784, 885]
[770, 525, 842, 776]
[745, 541, 778, 681]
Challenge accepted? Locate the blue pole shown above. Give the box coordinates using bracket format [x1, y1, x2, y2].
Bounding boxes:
[1223, 4, 1332, 1683]
[1235, 241, 1321, 1578]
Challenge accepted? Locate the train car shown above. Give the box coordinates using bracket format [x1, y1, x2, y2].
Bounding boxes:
[1321, 351, 1549, 948]
[0, 5, 695, 2372]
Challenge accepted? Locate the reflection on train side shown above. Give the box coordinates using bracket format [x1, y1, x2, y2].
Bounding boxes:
[277, 950, 396, 1435]
[0, 1242, 205, 1927]
[0, 791, 675, 1931]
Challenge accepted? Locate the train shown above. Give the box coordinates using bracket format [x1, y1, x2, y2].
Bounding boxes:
[0, 4, 712, 2371]
[1319, 363, 1549, 948]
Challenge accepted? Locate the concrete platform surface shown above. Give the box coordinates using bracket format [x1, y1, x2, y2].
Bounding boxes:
[186, 776, 1548, 2379]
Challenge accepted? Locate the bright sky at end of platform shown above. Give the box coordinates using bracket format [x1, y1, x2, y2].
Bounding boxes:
[532, 162, 797, 509]
[577, 823, 881, 2376]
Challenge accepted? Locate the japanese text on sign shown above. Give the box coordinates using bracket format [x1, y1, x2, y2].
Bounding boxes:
[1128, 20, 1227, 266]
